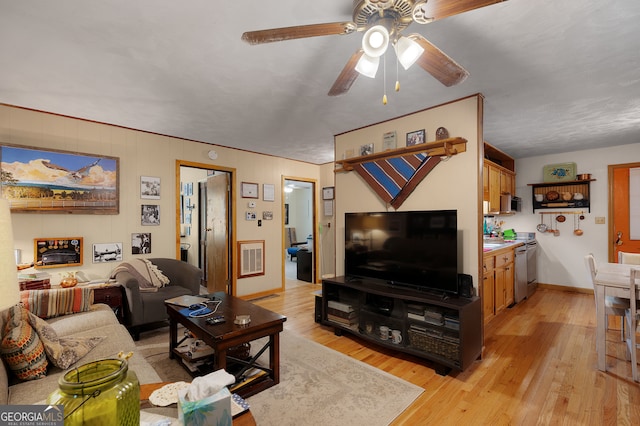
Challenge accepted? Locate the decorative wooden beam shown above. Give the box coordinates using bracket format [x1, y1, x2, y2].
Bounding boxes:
[335, 137, 467, 172]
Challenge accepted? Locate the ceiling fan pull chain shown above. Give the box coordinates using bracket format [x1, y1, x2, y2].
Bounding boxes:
[382, 54, 388, 105]
[395, 52, 400, 92]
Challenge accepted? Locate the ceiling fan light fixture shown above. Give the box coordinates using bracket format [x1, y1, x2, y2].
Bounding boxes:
[394, 36, 425, 70]
[355, 53, 380, 78]
[361, 25, 389, 58]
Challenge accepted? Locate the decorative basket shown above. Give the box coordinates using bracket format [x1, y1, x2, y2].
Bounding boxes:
[408, 330, 459, 363]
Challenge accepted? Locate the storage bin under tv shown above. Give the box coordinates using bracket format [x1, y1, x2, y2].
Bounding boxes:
[321, 276, 482, 375]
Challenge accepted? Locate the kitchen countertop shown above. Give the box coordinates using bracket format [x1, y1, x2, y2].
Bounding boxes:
[483, 240, 525, 254]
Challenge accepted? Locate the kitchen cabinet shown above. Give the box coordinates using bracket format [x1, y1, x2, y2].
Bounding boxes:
[483, 246, 516, 322]
[484, 142, 516, 214]
[482, 255, 495, 325]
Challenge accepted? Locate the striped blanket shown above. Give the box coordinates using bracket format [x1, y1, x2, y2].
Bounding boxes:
[20, 287, 94, 319]
[353, 153, 441, 209]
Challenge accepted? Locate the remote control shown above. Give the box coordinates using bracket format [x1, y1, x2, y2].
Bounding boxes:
[206, 316, 225, 325]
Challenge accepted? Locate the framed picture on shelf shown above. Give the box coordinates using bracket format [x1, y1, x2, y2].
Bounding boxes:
[406, 129, 425, 146]
[241, 182, 259, 198]
[383, 131, 397, 150]
[360, 143, 374, 156]
[34, 237, 83, 268]
[92, 242, 123, 263]
[141, 204, 160, 225]
[237, 240, 265, 278]
[0, 144, 119, 214]
[140, 176, 160, 199]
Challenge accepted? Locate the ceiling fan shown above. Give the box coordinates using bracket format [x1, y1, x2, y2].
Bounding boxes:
[241, 0, 506, 97]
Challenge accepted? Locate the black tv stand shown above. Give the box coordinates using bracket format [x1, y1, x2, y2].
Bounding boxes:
[321, 276, 482, 375]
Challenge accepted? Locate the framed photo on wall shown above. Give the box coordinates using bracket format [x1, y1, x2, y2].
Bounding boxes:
[131, 233, 151, 254]
[322, 186, 334, 200]
[141, 204, 160, 225]
[263, 183, 275, 201]
[92, 242, 123, 263]
[241, 182, 259, 198]
[140, 176, 160, 199]
[34, 237, 83, 268]
[0, 144, 119, 214]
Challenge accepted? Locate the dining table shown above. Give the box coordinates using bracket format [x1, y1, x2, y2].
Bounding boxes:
[594, 262, 640, 371]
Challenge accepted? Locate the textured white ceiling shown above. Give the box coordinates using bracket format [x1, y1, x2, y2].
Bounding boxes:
[1, 0, 639, 164]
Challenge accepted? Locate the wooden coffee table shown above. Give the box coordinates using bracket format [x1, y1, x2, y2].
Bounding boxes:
[166, 293, 286, 398]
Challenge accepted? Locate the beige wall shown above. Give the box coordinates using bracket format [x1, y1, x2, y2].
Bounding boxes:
[333, 95, 483, 291]
[0, 105, 323, 297]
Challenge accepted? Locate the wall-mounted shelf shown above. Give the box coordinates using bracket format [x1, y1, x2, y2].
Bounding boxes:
[335, 137, 467, 173]
[528, 179, 595, 212]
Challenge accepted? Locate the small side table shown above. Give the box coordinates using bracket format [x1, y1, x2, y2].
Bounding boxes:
[89, 283, 125, 323]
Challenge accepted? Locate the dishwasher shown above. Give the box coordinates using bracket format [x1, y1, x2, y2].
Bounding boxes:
[514, 244, 528, 303]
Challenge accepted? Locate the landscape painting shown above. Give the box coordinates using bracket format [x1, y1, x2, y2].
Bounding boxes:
[0, 144, 119, 213]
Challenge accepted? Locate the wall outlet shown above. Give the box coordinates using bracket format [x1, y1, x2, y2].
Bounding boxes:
[595, 217, 606, 224]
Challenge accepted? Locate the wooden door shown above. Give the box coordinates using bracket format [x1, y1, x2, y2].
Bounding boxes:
[206, 173, 230, 293]
[609, 162, 640, 261]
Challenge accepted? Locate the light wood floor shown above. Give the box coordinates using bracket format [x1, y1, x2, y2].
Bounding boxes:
[251, 282, 640, 425]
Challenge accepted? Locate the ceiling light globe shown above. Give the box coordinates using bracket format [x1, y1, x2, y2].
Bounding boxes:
[362, 25, 389, 58]
[355, 54, 380, 78]
[394, 36, 425, 70]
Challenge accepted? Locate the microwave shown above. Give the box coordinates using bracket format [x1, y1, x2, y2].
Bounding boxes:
[500, 194, 521, 213]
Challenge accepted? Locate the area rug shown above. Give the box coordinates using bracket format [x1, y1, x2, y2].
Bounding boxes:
[135, 326, 423, 425]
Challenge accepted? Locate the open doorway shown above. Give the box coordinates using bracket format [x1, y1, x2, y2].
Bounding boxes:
[283, 178, 315, 287]
[176, 160, 234, 294]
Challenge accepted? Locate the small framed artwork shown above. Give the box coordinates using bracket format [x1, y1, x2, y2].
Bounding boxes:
[263, 211, 273, 220]
[237, 240, 265, 278]
[141, 204, 160, 225]
[360, 143, 374, 156]
[34, 237, 83, 268]
[263, 183, 275, 201]
[140, 176, 160, 199]
[131, 233, 151, 254]
[284, 203, 289, 225]
[383, 131, 397, 151]
[324, 199, 334, 216]
[322, 186, 335, 200]
[92, 242, 123, 263]
[241, 182, 259, 198]
[406, 129, 425, 146]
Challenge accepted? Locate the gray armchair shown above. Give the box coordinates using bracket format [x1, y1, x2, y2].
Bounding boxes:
[113, 258, 201, 340]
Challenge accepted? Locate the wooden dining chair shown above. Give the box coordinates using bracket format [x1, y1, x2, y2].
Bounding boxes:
[624, 268, 640, 382]
[585, 254, 628, 342]
[619, 251, 640, 265]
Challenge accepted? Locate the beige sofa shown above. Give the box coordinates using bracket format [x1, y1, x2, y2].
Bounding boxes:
[1, 303, 161, 405]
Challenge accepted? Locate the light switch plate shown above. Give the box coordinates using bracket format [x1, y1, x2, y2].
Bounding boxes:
[595, 217, 605, 224]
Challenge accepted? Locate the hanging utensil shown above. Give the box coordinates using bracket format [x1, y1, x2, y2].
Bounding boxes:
[556, 214, 566, 223]
[554, 216, 560, 236]
[537, 213, 547, 233]
[574, 213, 583, 236]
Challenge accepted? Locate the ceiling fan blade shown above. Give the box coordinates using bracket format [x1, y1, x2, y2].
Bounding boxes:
[418, 0, 506, 22]
[242, 22, 356, 45]
[409, 34, 469, 87]
[328, 50, 364, 96]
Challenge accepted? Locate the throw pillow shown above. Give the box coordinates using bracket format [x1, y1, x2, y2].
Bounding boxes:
[0, 305, 48, 381]
[27, 311, 105, 369]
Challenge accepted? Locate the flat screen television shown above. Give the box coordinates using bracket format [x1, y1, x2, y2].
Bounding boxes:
[344, 210, 458, 295]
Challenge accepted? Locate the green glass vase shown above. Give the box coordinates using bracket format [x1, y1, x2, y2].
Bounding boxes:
[47, 358, 140, 426]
